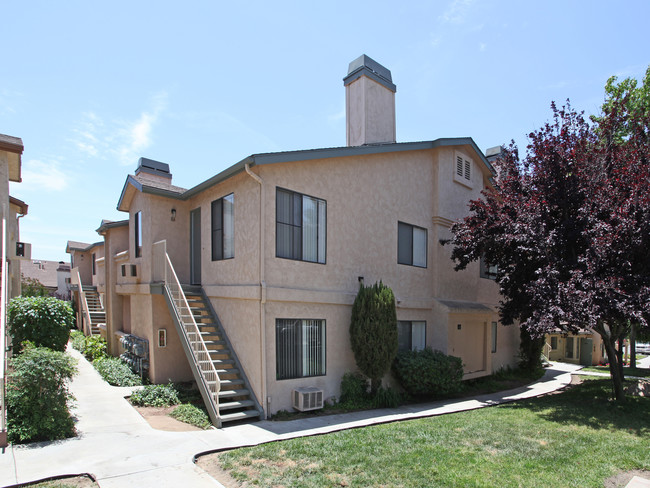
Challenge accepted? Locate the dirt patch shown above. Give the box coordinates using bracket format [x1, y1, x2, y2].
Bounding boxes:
[604, 470, 650, 488]
[133, 405, 202, 432]
[196, 455, 242, 488]
[19, 474, 98, 487]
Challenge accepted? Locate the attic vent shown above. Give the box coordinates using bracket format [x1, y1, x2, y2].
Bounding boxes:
[292, 387, 324, 412]
[456, 156, 463, 177]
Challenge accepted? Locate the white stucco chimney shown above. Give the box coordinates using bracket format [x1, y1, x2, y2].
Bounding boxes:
[343, 55, 396, 147]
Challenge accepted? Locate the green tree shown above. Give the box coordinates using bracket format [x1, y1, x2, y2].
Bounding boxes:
[8, 296, 74, 354]
[21, 275, 49, 297]
[7, 344, 77, 443]
[349, 281, 398, 393]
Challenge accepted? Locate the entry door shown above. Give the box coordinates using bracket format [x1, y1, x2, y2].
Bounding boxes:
[190, 207, 201, 285]
[579, 338, 593, 366]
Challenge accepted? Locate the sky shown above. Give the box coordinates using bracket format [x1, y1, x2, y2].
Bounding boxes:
[3, 0, 649, 262]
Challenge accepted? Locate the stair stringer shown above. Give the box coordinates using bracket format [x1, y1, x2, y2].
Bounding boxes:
[161, 285, 223, 428]
[195, 286, 265, 420]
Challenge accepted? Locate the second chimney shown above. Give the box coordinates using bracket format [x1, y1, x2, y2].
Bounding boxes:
[343, 55, 396, 147]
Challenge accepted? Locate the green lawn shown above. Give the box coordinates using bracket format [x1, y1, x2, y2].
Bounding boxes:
[581, 365, 650, 378]
[215, 378, 649, 487]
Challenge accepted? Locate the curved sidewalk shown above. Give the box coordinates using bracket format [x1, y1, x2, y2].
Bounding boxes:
[0, 351, 582, 488]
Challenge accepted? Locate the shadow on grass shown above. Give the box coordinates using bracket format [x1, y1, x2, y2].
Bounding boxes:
[502, 377, 650, 436]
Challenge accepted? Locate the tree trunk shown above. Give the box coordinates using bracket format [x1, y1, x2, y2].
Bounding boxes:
[630, 323, 637, 369]
[603, 337, 626, 402]
[616, 337, 625, 380]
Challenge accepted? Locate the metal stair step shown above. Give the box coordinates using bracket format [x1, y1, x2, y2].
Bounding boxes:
[219, 410, 261, 423]
[218, 388, 250, 399]
[219, 399, 255, 411]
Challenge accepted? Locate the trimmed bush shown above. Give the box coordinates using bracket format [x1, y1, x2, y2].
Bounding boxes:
[130, 384, 180, 407]
[339, 372, 370, 407]
[70, 330, 85, 351]
[392, 348, 464, 397]
[93, 357, 142, 387]
[170, 404, 211, 429]
[372, 386, 402, 409]
[349, 281, 398, 393]
[8, 296, 74, 354]
[82, 336, 107, 362]
[7, 344, 77, 443]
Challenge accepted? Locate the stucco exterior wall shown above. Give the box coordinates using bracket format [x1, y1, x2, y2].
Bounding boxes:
[106, 142, 521, 415]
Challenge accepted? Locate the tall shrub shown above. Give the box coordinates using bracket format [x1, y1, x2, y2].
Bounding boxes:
[8, 296, 74, 354]
[7, 344, 77, 443]
[349, 281, 398, 393]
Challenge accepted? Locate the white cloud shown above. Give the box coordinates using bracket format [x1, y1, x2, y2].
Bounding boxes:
[22, 159, 69, 191]
[114, 91, 167, 166]
[71, 92, 168, 166]
[479, 42, 487, 52]
[439, 0, 476, 24]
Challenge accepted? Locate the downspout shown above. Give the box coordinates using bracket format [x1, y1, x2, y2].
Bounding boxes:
[245, 163, 267, 418]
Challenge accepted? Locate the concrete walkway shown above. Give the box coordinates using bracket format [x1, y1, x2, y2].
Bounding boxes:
[0, 351, 589, 487]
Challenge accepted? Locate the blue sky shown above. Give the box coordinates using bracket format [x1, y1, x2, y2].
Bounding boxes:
[3, 0, 649, 262]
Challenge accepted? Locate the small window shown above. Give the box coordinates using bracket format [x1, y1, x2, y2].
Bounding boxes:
[276, 319, 326, 380]
[212, 193, 234, 261]
[276, 188, 326, 264]
[398, 321, 426, 352]
[92, 253, 96, 275]
[491, 321, 498, 353]
[480, 255, 498, 280]
[398, 222, 427, 268]
[134, 211, 142, 258]
[550, 336, 558, 350]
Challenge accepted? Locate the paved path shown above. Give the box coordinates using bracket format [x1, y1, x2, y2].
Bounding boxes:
[0, 351, 585, 487]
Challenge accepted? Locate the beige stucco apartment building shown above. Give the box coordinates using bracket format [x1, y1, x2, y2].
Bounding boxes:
[69, 56, 521, 424]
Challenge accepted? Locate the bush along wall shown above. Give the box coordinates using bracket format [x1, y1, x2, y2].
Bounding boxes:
[392, 348, 464, 397]
[6, 344, 77, 443]
[8, 296, 74, 354]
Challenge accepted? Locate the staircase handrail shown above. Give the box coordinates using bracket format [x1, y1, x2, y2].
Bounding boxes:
[157, 247, 221, 421]
[71, 267, 92, 335]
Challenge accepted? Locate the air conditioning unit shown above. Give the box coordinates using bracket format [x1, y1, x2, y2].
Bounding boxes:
[292, 387, 324, 412]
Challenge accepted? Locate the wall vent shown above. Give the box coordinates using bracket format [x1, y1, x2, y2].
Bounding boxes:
[292, 387, 324, 412]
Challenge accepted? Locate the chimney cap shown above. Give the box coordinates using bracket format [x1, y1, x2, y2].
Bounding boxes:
[135, 157, 172, 179]
[343, 54, 396, 92]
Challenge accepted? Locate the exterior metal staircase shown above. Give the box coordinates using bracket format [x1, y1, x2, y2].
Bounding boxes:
[181, 285, 263, 426]
[154, 244, 262, 428]
[84, 287, 105, 336]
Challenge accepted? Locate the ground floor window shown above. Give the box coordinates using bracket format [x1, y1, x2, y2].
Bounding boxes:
[550, 336, 558, 350]
[276, 319, 326, 380]
[491, 321, 498, 353]
[397, 321, 426, 352]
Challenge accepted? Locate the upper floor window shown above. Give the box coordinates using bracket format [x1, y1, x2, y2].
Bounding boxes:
[211, 193, 234, 261]
[480, 255, 498, 280]
[454, 151, 473, 188]
[276, 188, 326, 264]
[92, 253, 96, 275]
[134, 211, 142, 258]
[398, 221, 427, 268]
